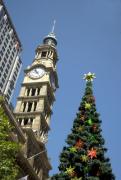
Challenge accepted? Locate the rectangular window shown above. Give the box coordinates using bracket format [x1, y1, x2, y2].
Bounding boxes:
[37, 88, 40, 95]
[5, 68, 8, 74]
[2, 46, 5, 52]
[31, 88, 36, 96]
[24, 118, 29, 125]
[1, 35, 3, 40]
[9, 45, 12, 50]
[13, 75, 16, 81]
[3, 30, 5, 36]
[0, 83, 3, 88]
[6, 94, 10, 101]
[9, 60, 11, 65]
[0, 23, 3, 30]
[10, 83, 13, 90]
[41, 51, 47, 58]
[2, 62, 5, 68]
[13, 47, 16, 52]
[7, 64, 10, 69]
[16, 66, 19, 72]
[6, 21, 9, 26]
[6, 38, 8, 43]
[7, 34, 10, 39]
[12, 51, 14, 57]
[14, 71, 17, 77]
[10, 41, 13, 46]
[4, 42, 7, 48]
[6, 52, 8, 58]
[10, 55, 13, 61]
[0, 66, 3, 71]
[2, 78, 5, 83]
[4, 26, 7, 32]
[8, 89, 11, 95]
[11, 80, 14, 86]
[27, 102, 32, 112]
[0, 50, 3, 56]
[3, 73, 7, 79]
[4, 57, 7, 63]
[7, 49, 10, 54]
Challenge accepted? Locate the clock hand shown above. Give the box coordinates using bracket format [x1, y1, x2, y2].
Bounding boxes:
[35, 69, 39, 75]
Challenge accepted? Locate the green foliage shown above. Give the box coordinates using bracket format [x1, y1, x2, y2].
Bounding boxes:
[0, 96, 5, 102]
[0, 105, 19, 180]
[51, 82, 115, 180]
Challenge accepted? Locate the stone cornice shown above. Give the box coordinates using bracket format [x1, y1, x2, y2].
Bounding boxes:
[17, 94, 55, 104]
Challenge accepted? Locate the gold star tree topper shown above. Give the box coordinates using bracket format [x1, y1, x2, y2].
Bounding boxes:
[83, 72, 96, 82]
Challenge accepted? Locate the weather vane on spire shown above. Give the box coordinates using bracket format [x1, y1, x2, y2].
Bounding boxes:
[51, 20, 56, 33]
[83, 72, 96, 82]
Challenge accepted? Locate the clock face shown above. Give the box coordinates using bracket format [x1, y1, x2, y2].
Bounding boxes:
[29, 67, 45, 79]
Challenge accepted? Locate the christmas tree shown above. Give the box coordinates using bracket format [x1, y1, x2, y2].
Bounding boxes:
[52, 72, 115, 180]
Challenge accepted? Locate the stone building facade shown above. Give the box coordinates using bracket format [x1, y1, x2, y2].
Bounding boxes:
[13, 29, 59, 179]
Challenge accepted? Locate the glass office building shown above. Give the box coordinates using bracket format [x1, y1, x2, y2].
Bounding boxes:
[0, 0, 22, 103]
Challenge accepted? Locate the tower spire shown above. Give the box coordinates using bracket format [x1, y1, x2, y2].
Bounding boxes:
[51, 20, 56, 33]
[43, 20, 57, 46]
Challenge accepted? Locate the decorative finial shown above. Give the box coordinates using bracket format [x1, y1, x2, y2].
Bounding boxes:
[51, 20, 56, 33]
[83, 72, 96, 82]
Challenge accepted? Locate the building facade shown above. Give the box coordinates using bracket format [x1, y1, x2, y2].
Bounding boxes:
[0, 0, 22, 103]
[0, 96, 48, 180]
[14, 29, 59, 179]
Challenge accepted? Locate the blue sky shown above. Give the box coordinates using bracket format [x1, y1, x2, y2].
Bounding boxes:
[5, 0, 121, 179]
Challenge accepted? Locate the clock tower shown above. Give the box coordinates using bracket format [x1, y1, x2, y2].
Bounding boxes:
[14, 25, 58, 179]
